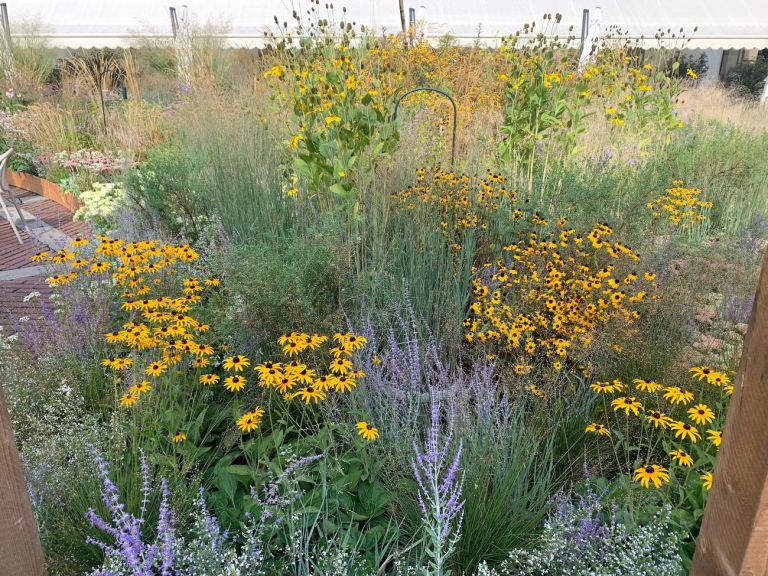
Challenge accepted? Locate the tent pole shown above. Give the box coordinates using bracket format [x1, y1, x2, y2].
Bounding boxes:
[0, 3, 11, 48]
[399, 0, 407, 48]
[169, 7, 179, 39]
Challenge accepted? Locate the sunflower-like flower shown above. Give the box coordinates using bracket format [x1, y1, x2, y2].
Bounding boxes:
[646, 410, 672, 429]
[223, 355, 250, 372]
[172, 432, 187, 443]
[611, 396, 643, 416]
[292, 386, 326, 404]
[670, 420, 701, 442]
[707, 428, 722, 447]
[145, 361, 167, 377]
[633, 464, 670, 488]
[585, 423, 610, 436]
[329, 357, 353, 375]
[669, 449, 693, 467]
[701, 471, 713, 490]
[663, 386, 694, 405]
[689, 366, 713, 381]
[590, 380, 623, 394]
[633, 378, 662, 393]
[119, 391, 139, 406]
[687, 403, 715, 425]
[706, 371, 730, 387]
[199, 373, 220, 385]
[129, 380, 152, 394]
[223, 375, 246, 392]
[356, 421, 379, 441]
[333, 375, 356, 393]
[236, 407, 265, 433]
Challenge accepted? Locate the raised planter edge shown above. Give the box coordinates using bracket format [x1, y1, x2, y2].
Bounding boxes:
[5, 170, 84, 212]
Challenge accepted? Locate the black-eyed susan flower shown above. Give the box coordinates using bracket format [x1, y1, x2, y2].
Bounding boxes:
[687, 403, 715, 425]
[30, 251, 49, 262]
[145, 361, 167, 377]
[223, 375, 246, 392]
[356, 421, 379, 441]
[707, 371, 730, 387]
[172, 432, 187, 443]
[329, 357, 352, 375]
[527, 384, 546, 398]
[308, 334, 328, 349]
[585, 423, 610, 436]
[646, 410, 672, 429]
[611, 396, 643, 416]
[706, 429, 722, 447]
[119, 391, 139, 406]
[633, 464, 670, 489]
[701, 471, 713, 490]
[130, 380, 152, 394]
[333, 375, 356, 393]
[663, 386, 694, 405]
[689, 366, 712, 381]
[223, 355, 250, 372]
[670, 420, 701, 442]
[275, 376, 296, 394]
[199, 373, 219, 385]
[669, 449, 693, 467]
[634, 378, 662, 393]
[236, 407, 265, 433]
[591, 380, 623, 394]
[314, 375, 332, 391]
[292, 386, 326, 404]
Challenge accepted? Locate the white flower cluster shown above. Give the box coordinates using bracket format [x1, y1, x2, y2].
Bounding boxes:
[74, 181, 126, 231]
[474, 497, 683, 576]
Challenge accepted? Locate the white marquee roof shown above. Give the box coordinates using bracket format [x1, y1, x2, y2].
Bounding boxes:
[6, 0, 768, 49]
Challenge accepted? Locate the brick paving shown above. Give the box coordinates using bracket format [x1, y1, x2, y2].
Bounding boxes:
[0, 186, 89, 330]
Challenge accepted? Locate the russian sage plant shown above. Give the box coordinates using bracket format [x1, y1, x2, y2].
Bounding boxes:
[412, 399, 464, 576]
[86, 451, 176, 576]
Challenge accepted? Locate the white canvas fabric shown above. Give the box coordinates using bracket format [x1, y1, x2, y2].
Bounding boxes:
[6, 0, 768, 49]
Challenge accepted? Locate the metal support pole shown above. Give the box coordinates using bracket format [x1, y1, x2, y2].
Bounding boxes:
[169, 7, 179, 39]
[0, 3, 11, 48]
[393, 87, 458, 169]
[398, 0, 407, 48]
[579, 9, 589, 60]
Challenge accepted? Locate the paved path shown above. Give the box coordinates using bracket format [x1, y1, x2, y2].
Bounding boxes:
[0, 185, 89, 329]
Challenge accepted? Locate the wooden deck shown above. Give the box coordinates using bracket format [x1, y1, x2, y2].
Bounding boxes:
[0, 185, 89, 329]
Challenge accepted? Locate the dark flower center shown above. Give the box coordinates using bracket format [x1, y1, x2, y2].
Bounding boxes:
[683, 424, 691, 430]
[645, 466, 655, 474]
[307, 387, 315, 393]
[653, 413, 660, 418]
[366, 424, 373, 430]
[232, 357, 240, 363]
[698, 410, 705, 415]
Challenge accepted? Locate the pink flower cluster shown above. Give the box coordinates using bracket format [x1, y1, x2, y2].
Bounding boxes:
[48, 149, 130, 175]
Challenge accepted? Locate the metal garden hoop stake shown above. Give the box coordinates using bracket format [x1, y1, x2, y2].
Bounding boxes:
[392, 87, 457, 169]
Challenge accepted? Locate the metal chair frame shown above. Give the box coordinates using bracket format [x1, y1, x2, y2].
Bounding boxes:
[0, 148, 27, 244]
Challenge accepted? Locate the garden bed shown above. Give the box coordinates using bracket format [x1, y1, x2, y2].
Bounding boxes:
[5, 170, 83, 212]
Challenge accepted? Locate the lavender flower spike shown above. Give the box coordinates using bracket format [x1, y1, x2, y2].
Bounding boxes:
[412, 397, 465, 576]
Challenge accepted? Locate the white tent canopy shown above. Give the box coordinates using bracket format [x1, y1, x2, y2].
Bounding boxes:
[5, 0, 768, 49]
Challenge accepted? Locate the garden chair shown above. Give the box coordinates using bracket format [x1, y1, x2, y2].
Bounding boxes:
[0, 148, 27, 244]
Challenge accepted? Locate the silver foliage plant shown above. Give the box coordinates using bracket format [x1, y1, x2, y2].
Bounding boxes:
[475, 488, 683, 576]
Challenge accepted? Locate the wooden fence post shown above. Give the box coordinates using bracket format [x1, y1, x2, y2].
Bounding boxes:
[692, 248, 768, 575]
[0, 382, 46, 575]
